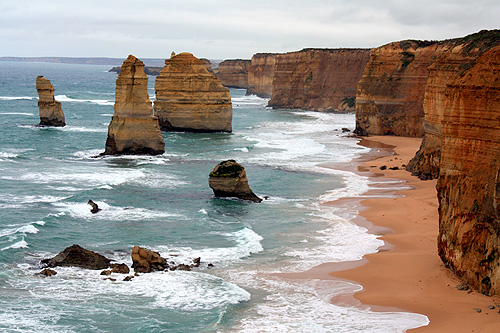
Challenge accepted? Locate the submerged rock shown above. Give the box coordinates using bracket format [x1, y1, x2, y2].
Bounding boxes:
[208, 160, 262, 202]
[36, 76, 65, 127]
[104, 55, 165, 155]
[41, 244, 111, 270]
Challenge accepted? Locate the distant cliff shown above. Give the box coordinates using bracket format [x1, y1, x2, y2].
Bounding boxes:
[109, 66, 163, 76]
[268, 48, 370, 112]
[436, 45, 500, 295]
[246, 53, 277, 98]
[216, 59, 251, 89]
[1, 57, 165, 66]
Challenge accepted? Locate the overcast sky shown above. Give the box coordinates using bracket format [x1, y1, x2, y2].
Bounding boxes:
[1, 0, 499, 60]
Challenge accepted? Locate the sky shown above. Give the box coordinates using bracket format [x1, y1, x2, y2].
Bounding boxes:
[1, 0, 499, 60]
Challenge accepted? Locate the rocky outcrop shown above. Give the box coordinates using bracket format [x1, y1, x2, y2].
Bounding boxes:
[131, 246, 168, 273]
[408, 30, 500, 179]
[268, 49, 370, 112]
[217, 59, 251, 88]
[436, 45, 500, 295]
[154, 52, 232, 132]
[41, 244, 111, 270]
[104, 55, 165, 155]
[208, 160, 261, 202]
[246, 53, 277, 98]
[36, 76, 65, 127]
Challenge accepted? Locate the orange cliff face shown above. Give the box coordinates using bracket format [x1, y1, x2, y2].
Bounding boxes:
[436, 45, 500, 295]
[408, 30, 500, 179]
[216, 59, 251, 89]
[354, 40, 445, 137]
[246, 53, 277, 98]
[267, 49, 370, 112]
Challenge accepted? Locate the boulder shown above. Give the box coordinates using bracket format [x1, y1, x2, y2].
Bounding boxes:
[110, 263, 130, 274]
[41, 244, 111, 270]
[208, 160, 262, 202]
[104, 55, 165, 155]
[131, 246, 168, 273]
[154, 52, 233, 132]
[87, 199, 101, 214]
[39, 268, 57, 276]
[36, 76, 65, 127]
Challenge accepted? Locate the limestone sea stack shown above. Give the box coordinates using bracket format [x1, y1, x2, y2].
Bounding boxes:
[36, 76, 65, 127]
[208, 160, 261, 202]
[104, 55, 165, 155]
[154, 52, 233, 132]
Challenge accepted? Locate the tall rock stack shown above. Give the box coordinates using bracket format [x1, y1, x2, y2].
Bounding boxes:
[154, 52, 232, 133]
[36, 76, 65, 127]
[246, 53, 277, 98]
[104, 55, 165, 155]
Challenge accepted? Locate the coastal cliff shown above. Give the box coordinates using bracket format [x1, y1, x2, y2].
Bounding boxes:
[246, 53, 277, 98]
[216, 59, 251, 89]
[104, 55, 165, 155]
[436, 45, 500, 295]
[36, 76, 65, 127]
[154, 52, 232, 132]
[268, 49, 370, 112]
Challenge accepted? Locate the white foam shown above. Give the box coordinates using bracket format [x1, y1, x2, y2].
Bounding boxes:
[0, 96, 35, 100]
[0, 221, 41, 238]
[55, 94, 114, 106]
[2, 238, 29, 251]
[232, 95, 269, 106]
[0, 112, 34, 116]
[199, 209, 208, 215]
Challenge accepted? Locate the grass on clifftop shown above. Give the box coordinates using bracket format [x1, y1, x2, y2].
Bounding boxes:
[209, 160, 244, 177]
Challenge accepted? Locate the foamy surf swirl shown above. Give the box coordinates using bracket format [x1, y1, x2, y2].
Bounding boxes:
[55, 94, 114, 106]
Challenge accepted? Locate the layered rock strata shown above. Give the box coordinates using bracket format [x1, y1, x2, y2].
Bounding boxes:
[436, 45, 500, 295]
[104, 55, 165, 155]
[268, 49, 370, 112]
[154, 52, 232, 132]
[246, 53, 277, 98]
[36, 76, 65, 126]
[408, 30, 500, 179]
[209, 160, 262, 202]
[217, 59, 251, 88]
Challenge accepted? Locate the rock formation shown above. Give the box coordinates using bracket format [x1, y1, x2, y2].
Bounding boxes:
[153, 52, 233, 132]
[131, 246, 168, 273]
[436, 45, 500, 295]
[208, 160, 262, 202]
[104, 55, 165, 155]
[268, 49, 370, 112]
[41, 244, 111, 270]
[88, 199, 101, 214]
[408, 30, 500, 179]
[216, 59, 251, 88]
[36, 76, 65, 127]
[246, 53, 277, 98]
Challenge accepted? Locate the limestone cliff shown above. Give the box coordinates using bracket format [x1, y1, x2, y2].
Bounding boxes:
[154, 52, 232, 132]
[36, 76, 65, 127]
[408, 30, 500, 179]
[104, 55, 165, 155]
[436, 45, 500, 295]
[268, 49, 370, 112]
[246, 53, 277, 98]
[216, 59, 251, 88]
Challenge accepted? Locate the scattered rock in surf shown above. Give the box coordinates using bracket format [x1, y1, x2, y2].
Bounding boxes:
[474, 308, 482, 313]
[131, 246, 168, 273]
[379, 165, 387, 170]
[39, 268, 57, 276]
[208, 160, 262, 203]
[41, 244, 111, 270]
[342, 128, 351, 133]
[172, 264, 192, 271]
[389, 166, 400, 170]
[456, 283, 469, 291]
[88, 199, 101, 214]
[110, 263, 130, 274]
[208, 263, 214, 268]
[100, 270, 112, 276]
[488, 305, 496, 310]
[123, 275, 134, 281]
[192, 257, 201, 267]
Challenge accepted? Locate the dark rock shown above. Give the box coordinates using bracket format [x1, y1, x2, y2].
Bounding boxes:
[208, 160, 262, 202]
[474, 308, 482, 313]
[88, 199, 101, 214]
[456, 283, 469, 291]
[175, 264, 192, 271]
[123, 275, 134, 281]
[192, 257, 201, 267]
[488, 305, 496, 310]
[110, 263, 130, 274]
[389, 166, 400, 170]
[341, 128, 351, 133]
[105, 278, 117, 282]
[41, 244, 111, 270]
[100, 270, 112, 276]
[208, 263, 214, 268]
[131, 246, 167, 273]
[40, 268, 57, 276]
[379, 165, 387, 170]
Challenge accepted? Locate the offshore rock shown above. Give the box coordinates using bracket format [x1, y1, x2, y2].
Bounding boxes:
[36, 76, 65, 127]
[104, 55, 165, 155]
[217, 59, 251, 88]
[208, 160, 262, 202]
[436, 45, 500, 296]
[246, 53, 277, 98]
[131, 246, 168, 273]
[268, 49, 370, 112]
[408, 30, 500, 179]
[41, 244, 111, 270]
[154, 52, 232, 132]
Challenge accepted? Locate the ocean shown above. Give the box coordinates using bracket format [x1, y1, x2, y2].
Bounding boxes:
[0, 61, 428, 332]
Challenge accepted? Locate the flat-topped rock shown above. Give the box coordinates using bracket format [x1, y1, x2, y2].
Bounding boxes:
[154, 52, 232, 132]
[36, 76, 65, 127]
[41, 244, 111, 270]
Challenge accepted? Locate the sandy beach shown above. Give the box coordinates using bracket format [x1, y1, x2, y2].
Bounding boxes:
[331, 136, 500, 332]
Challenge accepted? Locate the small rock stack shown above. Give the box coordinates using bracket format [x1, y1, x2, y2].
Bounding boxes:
[36, 76, 65, 127]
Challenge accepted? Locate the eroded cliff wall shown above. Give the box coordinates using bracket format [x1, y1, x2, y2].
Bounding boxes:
[268, 49, 370, 112]
[217, 59, 251, 89]
[436, 45, 500, 295]
[246, 53, 277, 98]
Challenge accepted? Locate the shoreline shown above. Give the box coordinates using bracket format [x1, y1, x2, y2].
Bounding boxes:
[333, 136, 500, 331]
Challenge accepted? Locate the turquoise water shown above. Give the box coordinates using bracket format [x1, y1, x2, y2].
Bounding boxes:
[0, 61, 428, 332]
